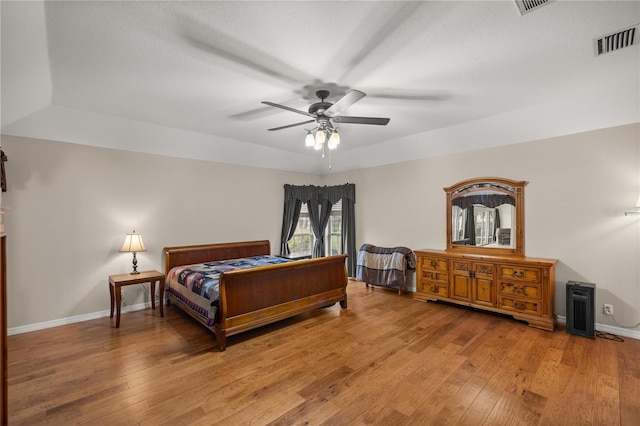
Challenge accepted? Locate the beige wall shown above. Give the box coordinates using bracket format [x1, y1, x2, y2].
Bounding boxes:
[1, 135, 318, 328]
[2, 123, 639, 335]
[325, 124, 640, 332]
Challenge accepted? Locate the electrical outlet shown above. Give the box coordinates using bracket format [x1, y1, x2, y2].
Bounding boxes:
[603, 304, 613, 315]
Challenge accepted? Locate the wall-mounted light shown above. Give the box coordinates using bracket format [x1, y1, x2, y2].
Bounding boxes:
[624, 198, 640, 215]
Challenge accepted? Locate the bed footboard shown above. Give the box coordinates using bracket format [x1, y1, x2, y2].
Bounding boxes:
[163, 241, 348, 351]
[214, 254, 348, 350]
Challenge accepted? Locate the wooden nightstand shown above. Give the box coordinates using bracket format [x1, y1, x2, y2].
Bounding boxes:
[109, 270, 165, 328]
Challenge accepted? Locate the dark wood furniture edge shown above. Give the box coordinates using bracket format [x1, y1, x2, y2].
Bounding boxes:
[109, 270, 165, 328]
[163, 241, 348, 351]
[1, 235, 6, 426]
[164, 240, 272, 275]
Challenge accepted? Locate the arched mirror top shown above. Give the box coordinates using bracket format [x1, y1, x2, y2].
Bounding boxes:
[445, 177, 527, 257]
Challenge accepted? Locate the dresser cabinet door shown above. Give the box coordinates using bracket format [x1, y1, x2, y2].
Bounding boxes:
[451, 261, 496, 307]
[451, 261, 471, 302]
[472, 262, 495, 307]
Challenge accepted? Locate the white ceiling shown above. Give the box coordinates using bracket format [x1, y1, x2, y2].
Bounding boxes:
[1, 1, 639, 175]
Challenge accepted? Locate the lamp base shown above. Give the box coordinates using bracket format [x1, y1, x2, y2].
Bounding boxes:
[130, 252, 140, 274]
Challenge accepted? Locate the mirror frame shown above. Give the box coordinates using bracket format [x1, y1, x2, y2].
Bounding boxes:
[445, 177, 527, 257]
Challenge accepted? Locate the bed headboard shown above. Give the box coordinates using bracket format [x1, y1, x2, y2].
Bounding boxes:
[163, 240, 271, 276]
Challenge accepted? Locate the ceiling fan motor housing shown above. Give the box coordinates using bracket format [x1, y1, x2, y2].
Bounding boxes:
[309, 101, 332, 115]
[309, 90, 332, 115]
[316, 90, 330, 100]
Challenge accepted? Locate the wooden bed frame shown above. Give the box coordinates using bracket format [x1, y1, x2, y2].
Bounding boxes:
[163, 240, 348, 351]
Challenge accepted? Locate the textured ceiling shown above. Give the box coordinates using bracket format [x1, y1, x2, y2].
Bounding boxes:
[1, 1, 639, 174]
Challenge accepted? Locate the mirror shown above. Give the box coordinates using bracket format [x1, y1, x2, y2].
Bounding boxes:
[445, 177, 527, 257]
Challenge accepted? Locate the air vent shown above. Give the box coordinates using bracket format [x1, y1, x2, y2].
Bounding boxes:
[594, 25, 639, 56]
[514, 0, 554, 15]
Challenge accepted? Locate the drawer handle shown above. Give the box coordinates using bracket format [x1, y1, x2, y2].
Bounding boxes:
[512, 270, 525, 278]
[430, 273, 438, 280]
[512, 285, 526, 294]
[430, 285, 438, 292]
[430, 260, 438, 268]
[514, 302, 526, 310]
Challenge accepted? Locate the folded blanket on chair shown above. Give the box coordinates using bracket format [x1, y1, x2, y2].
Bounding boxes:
[356, 244, 416, 290]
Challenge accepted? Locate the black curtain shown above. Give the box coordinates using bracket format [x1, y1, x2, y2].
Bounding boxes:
[281, 183, 357, 275]
[0, 150, 6, 192]
[341, 196, 356, 275]
[464, 207, 476, 245]
[307, 198, 332, 258]
[279, 198, 302, 256]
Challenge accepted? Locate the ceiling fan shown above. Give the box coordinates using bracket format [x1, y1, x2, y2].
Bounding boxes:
[262, 89, 390, 131]
[261, 89, 390, 152]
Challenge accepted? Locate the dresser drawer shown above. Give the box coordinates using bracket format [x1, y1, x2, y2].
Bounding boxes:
[499, 281, 542, 300]
[420, 269, 448, 285]
[418, 256, 450, 298]
[498, 295, 542, 316]
[421, 281, 449, 297]
[499, 265, 541, 283]
[421, 257, 448, 272]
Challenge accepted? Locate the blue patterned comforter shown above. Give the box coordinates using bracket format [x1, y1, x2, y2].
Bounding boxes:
[169, 255, 293, 301]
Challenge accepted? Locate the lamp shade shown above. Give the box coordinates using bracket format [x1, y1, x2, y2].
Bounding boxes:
[119, 231, 146, 253]
[305, 131, 315, 147]
[328, 130, 340, 149]
[314, 129, 325, 149]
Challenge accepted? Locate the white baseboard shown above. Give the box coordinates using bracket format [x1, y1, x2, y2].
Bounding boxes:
[7, 299, 159, 336]
[557, 315, 640, 340]
[8, 304, 639, 341]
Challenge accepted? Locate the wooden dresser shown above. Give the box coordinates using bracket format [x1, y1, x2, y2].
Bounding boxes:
[414, 249, 558, 331]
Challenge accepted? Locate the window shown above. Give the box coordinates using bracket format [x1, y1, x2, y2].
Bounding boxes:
[327, 203, 342, 256]
[452, 206, 465, 242]
[288, 208, 312, 256]
[474, 205, 495, 246]
[289, 200, 342, 257]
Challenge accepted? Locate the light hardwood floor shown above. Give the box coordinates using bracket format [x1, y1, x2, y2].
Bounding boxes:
[7, 280, 640, 425]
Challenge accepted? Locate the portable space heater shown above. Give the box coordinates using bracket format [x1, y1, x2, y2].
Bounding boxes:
[565, 281, 596, 338]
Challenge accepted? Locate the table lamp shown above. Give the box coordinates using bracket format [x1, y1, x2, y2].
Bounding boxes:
[119, 230, 146, 274]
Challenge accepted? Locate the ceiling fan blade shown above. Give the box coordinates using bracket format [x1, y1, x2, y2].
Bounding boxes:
[262, 101, 316, 118]
[333, 116, 390, 125]
[365, 89, 449, 102]
[337, 2, 424, 82]
[177, 13, 314, 85]
[268, 120, 316, 131]
[324, 90, 366, 117]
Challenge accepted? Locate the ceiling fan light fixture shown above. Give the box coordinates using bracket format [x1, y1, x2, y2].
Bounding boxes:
[305, 130, 315, 147]
[328, 129, 340, 150]
[314, 129, 326, 149]
[264, 89, 389, 164]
